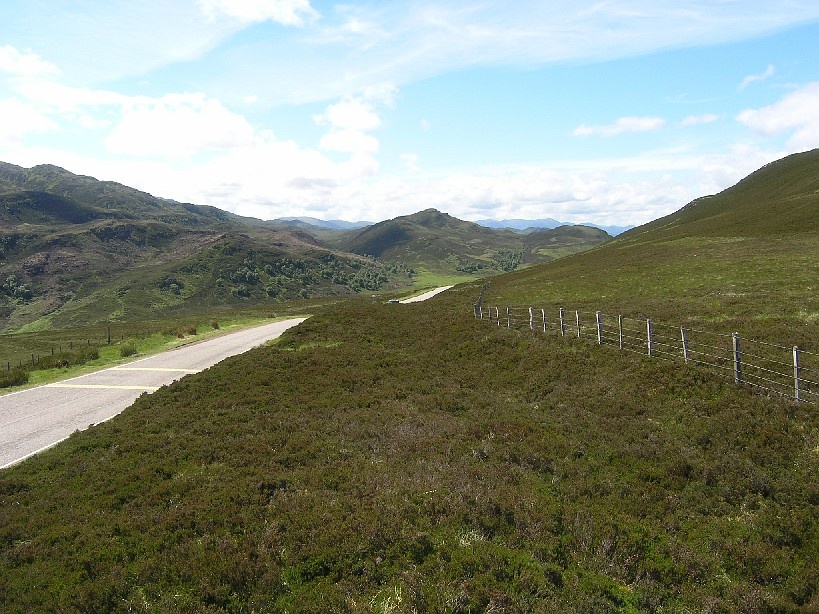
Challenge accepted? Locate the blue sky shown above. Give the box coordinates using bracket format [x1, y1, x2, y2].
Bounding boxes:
[1, 1, 818, 226]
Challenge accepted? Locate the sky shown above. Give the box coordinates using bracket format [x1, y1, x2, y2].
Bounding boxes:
[1, 1, 818, 227]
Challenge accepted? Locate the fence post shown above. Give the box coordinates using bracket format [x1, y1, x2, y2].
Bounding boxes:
[495, 307, 501, 326]
[732, 333, 742, 383]
[559, 308, 566, 337]
[794, 346, 801, 402]
[618, 315, 623, 350]
[646, 319, 654, 356]
[529, 307, 534, 331]
[506, 307, 511, 328]
[681, 327, 689, 364]
[541, 309, 547, 333]
[596, 311, 603, 345]
[576, 311, 581, 338]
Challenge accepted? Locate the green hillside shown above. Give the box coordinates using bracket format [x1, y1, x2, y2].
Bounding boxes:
[0, 163, 413, 333]
[339, 208, 610, 276]
[2, 151, 819, 610]
[482, 149, 819, 347]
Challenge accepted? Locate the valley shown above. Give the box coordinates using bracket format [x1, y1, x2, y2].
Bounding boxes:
[1, 150, 818, 610]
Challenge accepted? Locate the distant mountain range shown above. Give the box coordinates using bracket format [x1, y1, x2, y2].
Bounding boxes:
[276, 216, 633, 236]
[475, 218, 633, 236]
[0, 163, 611, 332]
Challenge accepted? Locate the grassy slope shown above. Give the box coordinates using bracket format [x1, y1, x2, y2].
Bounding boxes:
[2, 151, 819, 611]
[483, 150, 819, 347]
[1, 293, 817, 611]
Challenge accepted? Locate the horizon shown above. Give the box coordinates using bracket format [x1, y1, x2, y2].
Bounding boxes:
[1, 2, 818, 227]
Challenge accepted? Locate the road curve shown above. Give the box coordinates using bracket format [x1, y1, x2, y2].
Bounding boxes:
[0, 318, 306, 469]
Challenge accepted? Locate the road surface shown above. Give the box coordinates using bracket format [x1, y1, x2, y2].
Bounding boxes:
[399, 286, 454, 303]
[0, 318, 306, 469]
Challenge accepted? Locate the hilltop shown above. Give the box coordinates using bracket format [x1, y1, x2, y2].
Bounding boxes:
[337, 208, 610, 274]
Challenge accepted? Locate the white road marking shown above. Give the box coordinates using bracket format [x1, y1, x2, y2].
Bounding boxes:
[46, 384, 160, 391]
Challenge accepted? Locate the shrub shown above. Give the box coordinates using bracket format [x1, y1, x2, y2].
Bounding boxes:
[119, 343, 137, 358]
[0, 368, 28, 388]
[210, 320, 220, 330]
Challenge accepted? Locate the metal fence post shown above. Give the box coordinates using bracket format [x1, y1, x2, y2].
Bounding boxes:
[507, 307, 511, 328]
[559, 308, 565, 337]
[681, 327, 689, 364]
[732, 333, 742, 383]
[646, 319, 654, 356]
[529, 307, 535, 331]
[576, 311, 581, 338]
[618, 315, 623, 350]
[542, 309, 547, 333]
[596, 311, 603, 345]
[794, 346, 801, 402]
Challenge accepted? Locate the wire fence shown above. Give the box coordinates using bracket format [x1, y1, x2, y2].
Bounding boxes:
[474, 304, 818, 405]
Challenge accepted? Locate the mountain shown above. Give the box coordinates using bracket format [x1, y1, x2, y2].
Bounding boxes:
[274, 216, 372, 230]
[339, 208, 611, 275]
[0, 163, 412, 332]
[477, 217, 634, 236]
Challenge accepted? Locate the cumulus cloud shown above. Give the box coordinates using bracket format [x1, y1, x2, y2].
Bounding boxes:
[315, 97, 382, 131]
[314, 87, 395, 157]
[106, 93, 257, 159]
[197, 0, 319, 26]
[681, 114, 719, 126]
[739, 64, 775, 89]
[0, 45, 58, 76]
[0, 98, 57, 143]
[573, 116, 666, 137]
[736, 81, 819, 150]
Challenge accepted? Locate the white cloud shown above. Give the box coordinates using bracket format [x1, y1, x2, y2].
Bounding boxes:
[319, 129, 380, 154]
[573, 116, 666, 137]
[681, 114, 719, 126]
[739, 64, 775, 89]
[0, 45, 58, 76]
[315, 97, 382, 131]
[106, 93, 256, 159]
[198, 0, 319, 26]
[736, 81, 819, 150]
[0, 98, 57, 143]
[313, 89, 395, 157]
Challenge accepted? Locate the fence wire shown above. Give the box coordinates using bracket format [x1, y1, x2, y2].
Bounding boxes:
[475, 304, 817, 405]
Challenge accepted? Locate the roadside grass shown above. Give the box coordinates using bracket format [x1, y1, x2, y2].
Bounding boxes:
[0, 306, 318, 393]
[1, 287, 817, 611]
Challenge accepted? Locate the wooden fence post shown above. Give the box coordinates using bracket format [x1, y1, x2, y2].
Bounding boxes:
[793, 346, 801, 402]
[541, 309, 547, 333]
[596, 311, 603, 345]
[681, 327, 689, 364]
[618, 315, 623, 350]
[646, 319, 654, 356]
[732, 333, 742, 383]
[506, 307, 511, 328]
[529, 307, 535, 331]
[559, 308, 566, 337]
[575, 311, 581, 338]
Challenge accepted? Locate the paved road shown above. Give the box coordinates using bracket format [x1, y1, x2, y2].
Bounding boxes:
[399, 286, 454, 303]
[0, 318, 306, 469]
